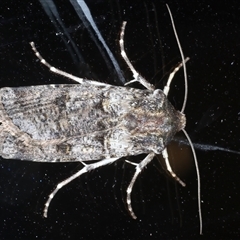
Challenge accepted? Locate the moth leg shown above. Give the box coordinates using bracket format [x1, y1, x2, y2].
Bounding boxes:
[30, 42, 88, 84]
[163, 57, 189, 97]
[43, 157, 119, 218]
[126, 152, 155, 219]
[30, 42, 113, 87]
[162, 148, 186, 187]
[119, 22, 155, 91]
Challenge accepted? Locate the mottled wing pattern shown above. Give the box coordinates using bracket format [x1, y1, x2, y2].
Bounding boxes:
[0, 84, 183, 161]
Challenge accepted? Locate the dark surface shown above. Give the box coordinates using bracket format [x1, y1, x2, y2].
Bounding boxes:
[1, 0, 240, 239]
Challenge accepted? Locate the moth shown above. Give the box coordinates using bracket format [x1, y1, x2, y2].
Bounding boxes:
[0, 5, 202, 234]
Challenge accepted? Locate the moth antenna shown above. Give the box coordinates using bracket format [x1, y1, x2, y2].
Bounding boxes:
[166, 4, 187, 113]
[167, 4, 202, 235]
[182, 129, 202, 235]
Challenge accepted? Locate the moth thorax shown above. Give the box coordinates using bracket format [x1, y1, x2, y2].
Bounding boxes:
[176, 111, 186, 132]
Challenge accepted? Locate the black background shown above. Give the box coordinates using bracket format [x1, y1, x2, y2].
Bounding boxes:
[1, 0, 240, 239]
